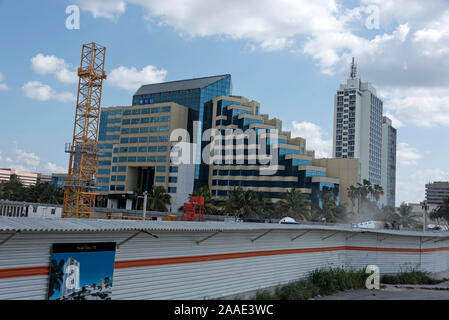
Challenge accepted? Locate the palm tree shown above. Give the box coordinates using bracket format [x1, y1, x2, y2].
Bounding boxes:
[253, 191, 275, 217]
[430, 197, 449, 229]
[279, 188, 310, 221]
[358, 179, 373, 208]
[347, 185, 360, 215]
[372, 184, 384, 205]
[223, 187, 259, 220]
[315, 192, 347, 223]
[146, 186, 171, 212]
[391, 202, 420, 229]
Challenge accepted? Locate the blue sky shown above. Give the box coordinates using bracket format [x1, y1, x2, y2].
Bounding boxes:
[1, 0, 449, 204]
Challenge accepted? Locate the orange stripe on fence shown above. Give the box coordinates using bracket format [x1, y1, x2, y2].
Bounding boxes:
[114, 246, 347, 269]
[0, 266, 49, 279]
[2, 245, 449, 279]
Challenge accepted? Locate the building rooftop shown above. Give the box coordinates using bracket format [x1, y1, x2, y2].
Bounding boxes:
[133, 74, 231, 97]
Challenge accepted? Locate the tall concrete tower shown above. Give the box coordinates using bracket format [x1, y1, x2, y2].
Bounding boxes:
[332, 59, 383, 190]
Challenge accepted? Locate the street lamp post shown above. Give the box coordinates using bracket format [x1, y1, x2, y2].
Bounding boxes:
[421, 200, 428, 232]
[143, 190, 148, 220]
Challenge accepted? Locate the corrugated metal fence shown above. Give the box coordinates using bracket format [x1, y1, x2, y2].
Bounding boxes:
[0, 217, 449, 300]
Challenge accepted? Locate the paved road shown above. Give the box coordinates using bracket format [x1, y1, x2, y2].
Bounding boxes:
[315, 283, 449, 300]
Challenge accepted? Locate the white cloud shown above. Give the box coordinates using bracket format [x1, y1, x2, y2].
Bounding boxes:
[108, 65, 167, 91]
[1, 143, 40, 172]
[43, 162, 66, 173]
[291, 121, 332, 158]
[0, 73, 9, 91]
[380, 86, 449, 127]
[0, 143, 66, 174]
[21, 81, 75, 102]
[397, 168, 449, 204]
[75, 0, 126, 19]
[396, 142, 421, 165]
[73, 0, 449, 128]
[31, 53, 77, 84]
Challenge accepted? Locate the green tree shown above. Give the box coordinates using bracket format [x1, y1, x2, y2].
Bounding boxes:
[0, 176, 25, 201]
[391, 202, 420, 229]
[315, 192, 347, 223]
[358, 179, 373, 208]
[146, 186, 171, 212]
[347, 185, 360, 215]
[279, 189, 310, 221]
[253, 191, 275, 217]
[430, 197, 449, 229]
[223, 187, 259, 220]
[372, 184, 384, 205]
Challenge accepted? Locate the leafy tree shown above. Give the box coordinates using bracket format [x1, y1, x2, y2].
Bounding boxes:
[430, 197, 449, 229]
[279, 189, 310, 221]
[253, 191, 275, 217]
[0, 176, 26, 201]
[223, 187, 261, 220]
[146, 186, 171, 212]
[358, 179, 373, 208]
[0, 178, 64, 204]
[347, 185, 360, 214]
[372, 184, 384, 205]
[314, 192, 347, 223]
[390, 202, 421, 229]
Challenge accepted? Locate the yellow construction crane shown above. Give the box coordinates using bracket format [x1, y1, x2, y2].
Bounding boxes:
[62, 42, 107, 218]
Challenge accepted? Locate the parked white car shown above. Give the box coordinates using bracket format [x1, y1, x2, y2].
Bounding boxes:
[279, 217, 299, 224]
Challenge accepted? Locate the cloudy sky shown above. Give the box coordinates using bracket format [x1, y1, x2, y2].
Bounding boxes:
[1, 0, 448, 204]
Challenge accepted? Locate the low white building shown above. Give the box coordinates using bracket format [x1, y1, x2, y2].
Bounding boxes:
[0, 201, 62, 218]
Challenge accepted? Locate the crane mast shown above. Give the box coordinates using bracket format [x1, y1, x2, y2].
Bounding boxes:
[62, 42, 107, 218]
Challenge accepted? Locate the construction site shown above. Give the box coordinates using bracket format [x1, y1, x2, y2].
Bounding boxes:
[1, 42, 449, 301]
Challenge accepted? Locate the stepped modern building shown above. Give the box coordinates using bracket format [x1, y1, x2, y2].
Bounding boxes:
[203, 95, 339, 206]
[97, 74, 340, 210]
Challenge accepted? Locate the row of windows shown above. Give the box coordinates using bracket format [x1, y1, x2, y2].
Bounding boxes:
[122, 106, 171, 115]
[212, 179, 298, 188]
[121, 126, 169, 134]
[120, 136, 169, 144]
[111, 166, 127, 172]
[113, 156, 167, 163]
[119, 146, 168, 153]
[122, 116, 170, 125]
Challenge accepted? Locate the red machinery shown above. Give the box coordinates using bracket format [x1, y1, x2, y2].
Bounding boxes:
[182, 196, 204, 221]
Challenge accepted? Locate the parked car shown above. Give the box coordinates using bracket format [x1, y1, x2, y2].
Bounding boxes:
[279, 217, 299, 224]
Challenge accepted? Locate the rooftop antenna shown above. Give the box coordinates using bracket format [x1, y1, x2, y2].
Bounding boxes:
[350, 57, 357, 79]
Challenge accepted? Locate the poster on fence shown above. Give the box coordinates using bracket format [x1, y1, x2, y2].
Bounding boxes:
[47, 242, 116, 300]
